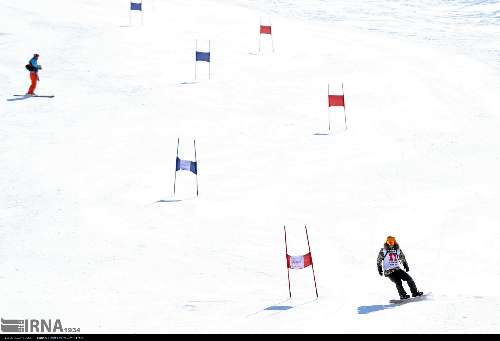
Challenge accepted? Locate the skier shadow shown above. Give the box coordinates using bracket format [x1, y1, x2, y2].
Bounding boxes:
[180, 81, 198, 85]
[6, 96, 31, 102]
[313, 132, 331, 136]
[357, 303, 396, 314]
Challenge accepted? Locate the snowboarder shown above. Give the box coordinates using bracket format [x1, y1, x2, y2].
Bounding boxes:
[377, 235, 423, 300]
[26, 53, 42, 96]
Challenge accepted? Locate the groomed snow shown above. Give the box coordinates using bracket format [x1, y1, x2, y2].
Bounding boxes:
[1, 0, 500, 334]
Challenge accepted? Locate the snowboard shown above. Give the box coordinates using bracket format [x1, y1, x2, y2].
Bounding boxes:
[389, 292, 431, 305]
[14, 94, 54, 98]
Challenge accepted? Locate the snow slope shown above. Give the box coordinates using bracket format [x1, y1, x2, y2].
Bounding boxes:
[1, 0, 500, 333]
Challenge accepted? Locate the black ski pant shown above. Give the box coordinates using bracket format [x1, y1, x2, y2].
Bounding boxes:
[387, 269, 419, 298]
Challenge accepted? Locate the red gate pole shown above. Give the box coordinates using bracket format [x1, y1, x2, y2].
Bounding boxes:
[327, 84, 331, 132]
[342, 83, 347, 130]
[284, 225, 291, 298]
[270, 18, 274, 52]
[305, 225, 319, 298]
[258, 18, 261, 53]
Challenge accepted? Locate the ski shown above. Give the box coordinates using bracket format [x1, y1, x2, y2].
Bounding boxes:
[13, 94, 55, 98]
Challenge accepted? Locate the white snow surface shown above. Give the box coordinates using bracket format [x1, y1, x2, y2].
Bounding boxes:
[1, 0, 500, 334]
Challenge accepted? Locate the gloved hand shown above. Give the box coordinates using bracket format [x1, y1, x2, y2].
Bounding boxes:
[403, 262, 409, 272]
[378, 265, 383, 276]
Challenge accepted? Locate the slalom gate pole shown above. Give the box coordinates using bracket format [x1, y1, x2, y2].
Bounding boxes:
[259, 18, 261, 53]
[208, 40, 211, 80]
[284, 225, 292, 298]
[194, 139, 198, 197]
[343, 83, 347, 130]
[305, 225, 318, 298]
[195, 40, 198, 80]
[141, 0, 144, 26]
[173, 138, 179, 196]
[270, 18, 274, 52]
[328, 84, 331, 132]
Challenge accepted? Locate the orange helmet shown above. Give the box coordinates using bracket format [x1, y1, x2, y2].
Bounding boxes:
[386, 235, 396, 246]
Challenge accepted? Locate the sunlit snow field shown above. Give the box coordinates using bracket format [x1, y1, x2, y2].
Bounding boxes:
[1, 0, 500, 334]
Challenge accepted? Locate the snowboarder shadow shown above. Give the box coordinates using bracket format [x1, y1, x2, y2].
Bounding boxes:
[357, 303, 395, 314]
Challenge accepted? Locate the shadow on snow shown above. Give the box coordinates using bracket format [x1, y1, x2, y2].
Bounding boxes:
[357, 304, 395, 314]
[154, 199, 182, 203]
[246, 297, 319, 318]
